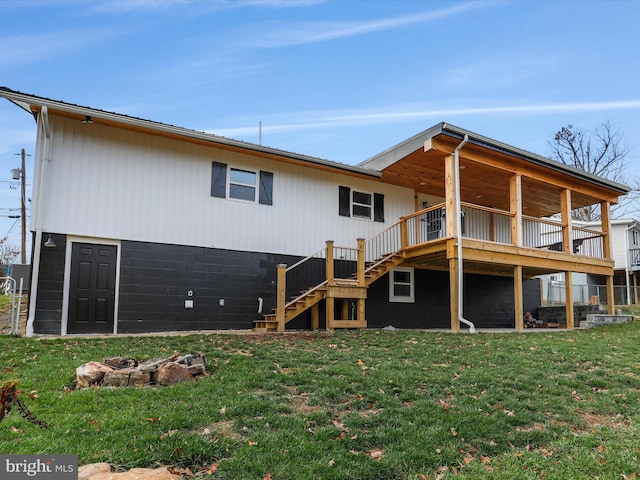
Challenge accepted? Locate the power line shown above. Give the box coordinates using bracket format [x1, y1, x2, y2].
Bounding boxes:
[1, 217, 20, 242]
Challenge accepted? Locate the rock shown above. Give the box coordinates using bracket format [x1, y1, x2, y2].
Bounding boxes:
[103, 356, 137, 369]
[155, 362, 192, 386]
[83, 466, 178, 480]
[176, 353, 205, 366]
[128, 370, 151, 386]
[185, 363, 207, 376]
[78, 463, 111, 480]
[102, 368, 133, 387]
[76, 362, 114, 388]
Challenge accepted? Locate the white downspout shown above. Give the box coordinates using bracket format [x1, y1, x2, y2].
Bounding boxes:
[624, 224, 634, 305]
[26, 106, 51, 337]
[454, 135, 476, 333]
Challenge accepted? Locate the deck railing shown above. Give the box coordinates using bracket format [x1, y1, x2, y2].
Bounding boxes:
[571, 226, 605, 258]
[523, 216, 563, 249]
[461, 203, 513, 244]
[629, 246, 640, 268]
[403, 203, 447, 247]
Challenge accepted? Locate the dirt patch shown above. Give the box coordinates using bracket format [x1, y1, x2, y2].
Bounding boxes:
[200, 420, 245, 441]
[287, 386, 323, 415]
[578, 411, 628, 430]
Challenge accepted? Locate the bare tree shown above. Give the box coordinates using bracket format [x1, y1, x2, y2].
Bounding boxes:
[548, 121, 637, 221]
[0, 241, 20, 270]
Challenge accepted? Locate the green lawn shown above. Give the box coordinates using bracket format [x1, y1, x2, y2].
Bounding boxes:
[1, 322, 640, 479]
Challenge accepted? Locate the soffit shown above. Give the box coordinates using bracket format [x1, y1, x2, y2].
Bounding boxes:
[375, 134, 622, 218]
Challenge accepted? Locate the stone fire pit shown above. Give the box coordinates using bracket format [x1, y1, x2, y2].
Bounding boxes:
[75, 353, 208, 388]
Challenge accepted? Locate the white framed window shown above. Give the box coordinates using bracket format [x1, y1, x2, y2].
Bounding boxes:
[211, 162, 273, 205]
[338, 186, 384, 222]
[351, 190, 372, 219]
[229, 168, 257, 201]
[389, 267, 414, 303]
[632, 229, 639, 246]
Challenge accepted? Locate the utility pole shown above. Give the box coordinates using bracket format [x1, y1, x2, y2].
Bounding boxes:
[13, 148, 29, 264]
[20, 148, 26, 264]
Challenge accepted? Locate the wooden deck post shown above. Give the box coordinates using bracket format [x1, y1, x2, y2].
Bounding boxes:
[400, 218, 409, 249]
[357, 238, 365, 287]
[560, 189, 573, 254]
[311, 303, 319, 330]
[448, 256, 460, 333]
[276, 263, 287, 332]
[565, 270, 574, 329]
[357, 298, 366, 330]
[510, 174, 522, 246]
[444, 155, 459, 238]
[606, 276, 615, 314]
[326, 297, 335, 331]
[326, 240, 334, 330]
[514, 265, 524, 331]
[600, 201, 613, 260]
[601, 201, 616, 313]
[326, 240, 335, 286]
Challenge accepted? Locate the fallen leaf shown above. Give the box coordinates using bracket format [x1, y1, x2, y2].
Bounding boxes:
[248, 440, 258, 446]
[450, 427, 458, 437]
[161, 429, 178, 439]
[168, 466, 193, 477]
[368, 448, 384, 460]
[263, 473, 272, 480]
[146, 417, 161, 422]
[328, 459, 335, 466]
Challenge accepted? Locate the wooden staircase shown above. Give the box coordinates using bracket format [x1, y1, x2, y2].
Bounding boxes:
[255, 249, 404, 332]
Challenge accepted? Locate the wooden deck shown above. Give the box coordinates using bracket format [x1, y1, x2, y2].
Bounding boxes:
[257, 203, 615, 333]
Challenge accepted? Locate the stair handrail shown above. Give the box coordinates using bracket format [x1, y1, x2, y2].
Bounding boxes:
[364, 221, 403, 271]
[285, 280, 328, 310]
[285, 246, 326, 273]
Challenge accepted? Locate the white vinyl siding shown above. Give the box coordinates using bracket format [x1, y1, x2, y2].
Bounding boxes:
[36, 116, 415, 257]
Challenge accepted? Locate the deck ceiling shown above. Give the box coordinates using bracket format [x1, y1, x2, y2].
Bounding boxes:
[375, 136, 620, 218]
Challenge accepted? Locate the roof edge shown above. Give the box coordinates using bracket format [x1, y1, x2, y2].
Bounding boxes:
[358, 121, 630, 195]
[0, 87, 381, 179]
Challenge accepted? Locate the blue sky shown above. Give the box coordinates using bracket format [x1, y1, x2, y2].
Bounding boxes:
[1, 0, 639, 256]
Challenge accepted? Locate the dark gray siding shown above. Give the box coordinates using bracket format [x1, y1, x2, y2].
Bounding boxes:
[117, 241, 306, 333]
[365, 270, 541, 329]
[34, 233, 66, 334]
[32, 237, 541, 334]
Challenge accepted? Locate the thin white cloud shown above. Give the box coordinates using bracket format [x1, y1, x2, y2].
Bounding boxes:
[81, 0, 324, 15]
[210, 100, 640, 137]
[235, 0, 326, 7]
[0, 28, 127, 68]
[243, 2, 486, 48]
